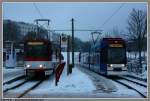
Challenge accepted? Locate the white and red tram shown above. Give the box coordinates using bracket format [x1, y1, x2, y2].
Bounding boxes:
[24, 39, 53, 77]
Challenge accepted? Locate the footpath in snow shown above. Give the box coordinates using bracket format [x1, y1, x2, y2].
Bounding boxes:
[29, 52, 96, 94]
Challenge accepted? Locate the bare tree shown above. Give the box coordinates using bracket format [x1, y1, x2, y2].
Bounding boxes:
[127, 9, 147, 73]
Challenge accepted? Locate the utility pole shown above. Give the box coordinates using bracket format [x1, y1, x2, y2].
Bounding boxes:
[35, 20, 38, 39]
[71, 18, 74, 67]
[89, 47, 91, 70]
[67, 36, 71, 75]
[59, 36, 61, 64]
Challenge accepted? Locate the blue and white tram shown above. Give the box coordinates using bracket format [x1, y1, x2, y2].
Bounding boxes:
[79, 38, 127, 76]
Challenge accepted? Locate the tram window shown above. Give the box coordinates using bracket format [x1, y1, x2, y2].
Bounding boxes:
[107, 48, 125, 64]
[25, 45, 48, 57]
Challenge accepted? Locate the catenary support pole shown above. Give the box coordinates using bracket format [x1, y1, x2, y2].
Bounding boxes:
[71, 18, 74, 67]
[59, 36, 61, 64]
[67, 36, 70, 75]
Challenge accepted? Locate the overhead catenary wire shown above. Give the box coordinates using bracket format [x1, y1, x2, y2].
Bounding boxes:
[91, 3, 125, 46]
[33, 3, 44, 19]
[100, 3, 125, 28]
[33, 3, 52, 39]
[32, 3, 124, 30]
[32, 3, 125, 41]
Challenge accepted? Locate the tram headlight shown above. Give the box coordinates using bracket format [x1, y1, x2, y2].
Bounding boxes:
[39, 64, 43, 68]
[122, 64, 125, 67]
[26, 65, 30, 68]
[110, 64, 113, 67]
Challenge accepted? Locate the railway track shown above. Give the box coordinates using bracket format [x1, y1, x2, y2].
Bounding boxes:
[16, 72, 55, 98]
[3, 75, 26, 85]
[3, 79, 29, 92]
[4, 78, 44, 98]
[3, 71, 54, 98]
[126, 75, 147, 82]
[112, 79, 147, 98]
[18, 80, 44, 98]
[77, 65, 147, 98]
[118, 76, 147, 87]
[3, 75, 27, 92]
[105, 76, 147, 98]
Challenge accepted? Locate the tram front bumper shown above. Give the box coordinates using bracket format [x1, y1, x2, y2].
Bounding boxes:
[25, 68, 54, 77]
[107, 70, 128, 75]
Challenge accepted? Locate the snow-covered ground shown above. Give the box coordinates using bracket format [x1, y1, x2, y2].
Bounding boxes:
[120, 76, 147, 86]
[127, 60, 147, 80]
[77, 66, 144, 98]
[110, 81, 141, 97]
[118, 79, 147, 96]
[28, 52, 95, 94]
[29, 68, 95, 94]
[3, 52, 147, 98]
[128, 71, 147, 80]
[3, 52, 96, 98]
[125, 51, 147, 80]
[3, 78, 26, 91]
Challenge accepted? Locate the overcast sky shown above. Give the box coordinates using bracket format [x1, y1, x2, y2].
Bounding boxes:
[3, 2, 147, 41]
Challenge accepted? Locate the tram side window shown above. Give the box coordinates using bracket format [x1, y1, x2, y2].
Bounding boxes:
[100, 49, 107, 64]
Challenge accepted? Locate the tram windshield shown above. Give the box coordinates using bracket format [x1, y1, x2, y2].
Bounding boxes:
[107, 48, 126, 64]
[25, 44, 48, 57]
